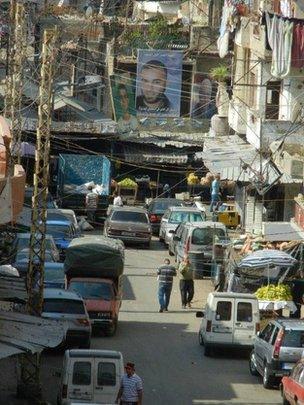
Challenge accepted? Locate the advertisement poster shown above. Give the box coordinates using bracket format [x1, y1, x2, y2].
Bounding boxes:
[190, 73, 217, 119]
[135, 50, 183, 117]
[110, 73, 139, 134]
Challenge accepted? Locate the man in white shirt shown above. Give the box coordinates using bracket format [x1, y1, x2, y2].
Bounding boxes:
[113, 191, 123, 206]
[116, 362, 143, 405]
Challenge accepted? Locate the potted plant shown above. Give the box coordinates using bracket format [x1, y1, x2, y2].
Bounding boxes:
[210, 65, 230, 117]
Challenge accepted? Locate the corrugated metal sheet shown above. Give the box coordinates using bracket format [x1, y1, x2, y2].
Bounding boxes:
[0, 275, 27, 302]
[0, 311, 65, 359]
[195, 135, 302, 184]
[126, 131, 205, 148]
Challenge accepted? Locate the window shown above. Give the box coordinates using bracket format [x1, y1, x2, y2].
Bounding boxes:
[72, 362, 91, 385]
[298, 366, 304, 385]
[291, 363, 304, 382]
[265, 81, 281, 120]
[192, 227, 226, 245]
[282, 330, 304, 348]
[97, 362, 116, 386]
[259, 323, 275, 343]
[111, 211, 148, 223]
[69, 281, 114, 300]
[216, 301, 232, 321]
[43, 299, 85, 314]
[237, 302, 252, 322]
[169, 212, 204, 224]
[271, 327, 279, 345]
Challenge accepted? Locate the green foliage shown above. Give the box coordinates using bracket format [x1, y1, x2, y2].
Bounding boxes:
[148, 14, 169, 40]
[210, 65, 229, 82]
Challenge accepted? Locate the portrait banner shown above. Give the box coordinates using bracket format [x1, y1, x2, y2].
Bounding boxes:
[110, 73, 139, 134]
[136, 50, 183, 117]
[190, 73, 217, 119]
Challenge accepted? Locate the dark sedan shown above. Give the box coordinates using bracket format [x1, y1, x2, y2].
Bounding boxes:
[146, 198, 185, 234]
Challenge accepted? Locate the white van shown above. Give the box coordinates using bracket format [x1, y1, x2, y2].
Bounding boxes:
[196, 292, 260, 357]
[58, 349, 124, 405]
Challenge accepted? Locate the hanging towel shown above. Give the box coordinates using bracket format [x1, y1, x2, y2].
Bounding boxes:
[265, 12, 294, 79]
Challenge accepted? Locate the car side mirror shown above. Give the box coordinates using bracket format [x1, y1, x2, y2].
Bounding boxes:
[173, 236, 180, 241]
[256, 331, 261, 337]
[196, 311, 204, 318]
[169, 230, 175, 234]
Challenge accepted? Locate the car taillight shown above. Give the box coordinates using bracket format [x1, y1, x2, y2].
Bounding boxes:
[77, 318, 90, 326]
[273, 329, 284, 358]
[206, 320, 212, 332]
[255, 323, 260, 334]
[62, 384, 68, 399]
[185, 237, 190, 254]
[150, 214, 158, 222]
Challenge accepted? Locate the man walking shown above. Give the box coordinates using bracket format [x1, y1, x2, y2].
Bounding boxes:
[116, 362, 143, 405]
[210, 173, 221, 212]
[157, 258, 176, 312]
[178, 257, 194, 309]
[85, 185, 98, 224]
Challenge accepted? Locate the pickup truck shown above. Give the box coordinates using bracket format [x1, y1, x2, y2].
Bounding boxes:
[64, 236, 124, 336]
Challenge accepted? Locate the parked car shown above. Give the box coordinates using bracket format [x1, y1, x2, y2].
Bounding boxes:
[47, 209, 81, 236]
[174, 221, 228, 277]
[159, 206, 206, 244]
[281, 359, 304, 404]
[196, 292, 260, 357]
[104, 206, 151, 247]
[146, 198, 185, 234]
[57, 349, 124, 405]
[249, 319, 304, 389]
[44, 263, 65, 289]
[10, 233, 60, 262]
[46, 219, 77, 259]
[42, 288, 91, 349]
[13, 249, 58, 277]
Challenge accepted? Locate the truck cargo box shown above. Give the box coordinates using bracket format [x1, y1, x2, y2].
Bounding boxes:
[64, 236, 124, 278]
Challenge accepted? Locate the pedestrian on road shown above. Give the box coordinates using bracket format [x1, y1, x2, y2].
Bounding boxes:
[178, 257, 194, 309]
[113, 191, 123, 206]
[210, 173, 221, 212]
[163, 183, 170, 198]
[85, 185, 98, 224]
[157, 258, 176, 312]
[116, 362, 143, 405]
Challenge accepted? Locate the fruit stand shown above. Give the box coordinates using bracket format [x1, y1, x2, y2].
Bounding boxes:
[117, 178, 138, 205]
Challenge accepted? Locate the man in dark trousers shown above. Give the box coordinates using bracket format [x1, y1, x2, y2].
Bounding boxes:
[178, 256, 194, 309]
[157, 258, 176, 312]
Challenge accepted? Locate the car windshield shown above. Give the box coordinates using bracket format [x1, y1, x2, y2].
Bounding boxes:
[46, 224, 70, 238]
[17, 237, 53, 251]
[43, 298, 85, 314]
[151, 200, 183, 214]
[69, 281, 114, 300]
[111, 211, 148, 223]
[192, 227, 226, 245]
[282, 330, 304, 348]
[169, 212, 203, 224]
[16, 250, 53, 263]
[44, 267, 65, 282]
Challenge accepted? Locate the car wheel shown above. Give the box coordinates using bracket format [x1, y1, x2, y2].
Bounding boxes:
[79, 338, 91, 349]
[105, 319, 117, 337]
[204, 345, 212, 357]
[263, 363, 274, 389]
[249, 351, 259, 376]
[198, 332, 204, 346]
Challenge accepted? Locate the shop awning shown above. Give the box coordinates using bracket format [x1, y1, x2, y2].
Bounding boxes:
[238, 249, 297, 269]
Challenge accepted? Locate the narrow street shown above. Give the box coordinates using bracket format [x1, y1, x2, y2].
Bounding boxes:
[38, 239, 281, 405]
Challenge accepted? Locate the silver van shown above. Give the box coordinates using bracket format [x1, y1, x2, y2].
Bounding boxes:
[249, 319, 304, 388]
[58, 349, 124, 405]
[174, 221, 228, 277]
[196, 292, 260, 356]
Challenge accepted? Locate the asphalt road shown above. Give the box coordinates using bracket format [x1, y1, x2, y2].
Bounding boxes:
[0, 237, 281, 404]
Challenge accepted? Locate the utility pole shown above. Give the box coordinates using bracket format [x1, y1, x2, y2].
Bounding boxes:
[5, 0, 26, 169]
[17, 27, 58, 403]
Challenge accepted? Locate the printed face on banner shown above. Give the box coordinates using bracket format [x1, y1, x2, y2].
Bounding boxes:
[190, 73, 217, 119]
[110, 73, 139, 134]
[136, 50, 183, 117]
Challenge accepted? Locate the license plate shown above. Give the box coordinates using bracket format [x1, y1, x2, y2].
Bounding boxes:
[121, 232, 135, 236]
[282, 363, 294, 370]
